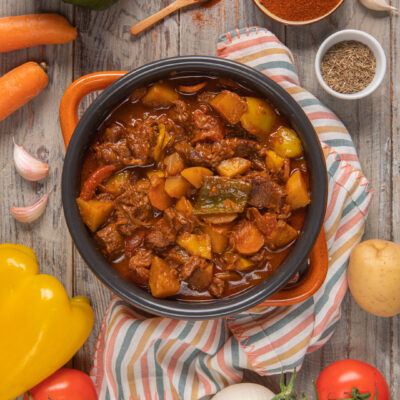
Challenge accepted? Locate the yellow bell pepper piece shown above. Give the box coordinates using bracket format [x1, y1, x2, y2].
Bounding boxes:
[0, 244, 94, 400]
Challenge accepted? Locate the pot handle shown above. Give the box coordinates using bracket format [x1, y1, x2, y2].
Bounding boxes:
[59, 71, 128, 149]
[256, 228, 328, 307]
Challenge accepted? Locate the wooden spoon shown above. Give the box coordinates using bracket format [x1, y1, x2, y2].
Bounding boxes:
[130, 0, 209, 35]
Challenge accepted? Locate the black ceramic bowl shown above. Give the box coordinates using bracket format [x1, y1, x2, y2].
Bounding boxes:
[62, 56, 327, 319]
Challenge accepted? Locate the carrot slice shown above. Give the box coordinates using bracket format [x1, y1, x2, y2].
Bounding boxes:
[0, 62, 48, 122]
[0, 14, 77, 53]
[178, 82, 207, 94]
[230, 220, 265, 255]
[80, 165, 116, 201]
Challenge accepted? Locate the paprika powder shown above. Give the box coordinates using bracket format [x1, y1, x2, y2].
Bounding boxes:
[259, 0, 342, 22]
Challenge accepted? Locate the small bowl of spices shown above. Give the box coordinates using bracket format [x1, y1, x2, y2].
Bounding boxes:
[253, 0, 345, 25]
[315, 29, 386, 100]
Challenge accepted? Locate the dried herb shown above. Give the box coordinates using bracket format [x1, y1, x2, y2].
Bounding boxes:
[320, 41, 376, 94]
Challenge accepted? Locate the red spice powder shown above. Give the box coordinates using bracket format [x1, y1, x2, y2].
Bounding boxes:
[260, 0, 342, 22]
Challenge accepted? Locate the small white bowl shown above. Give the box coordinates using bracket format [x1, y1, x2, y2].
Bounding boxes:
[315, 29, 387, 100]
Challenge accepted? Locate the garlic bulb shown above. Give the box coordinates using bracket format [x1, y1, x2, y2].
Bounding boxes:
[13, 140, 49, 181]
[211, 383, 276, 400]
[360, 0, 398, 12]
[11, 193, 50, 223]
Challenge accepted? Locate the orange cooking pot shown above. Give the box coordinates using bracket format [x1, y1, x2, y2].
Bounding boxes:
[60, 57, 328, 318]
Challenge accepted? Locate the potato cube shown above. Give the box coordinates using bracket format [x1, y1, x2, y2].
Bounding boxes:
[149, 256, 181, 298]
[103, 170, 131, 195]
[146, 170, 165, 180]
[164, 152, 185, 176]
[202, 225, 229, 253]
[164, 176, 191, 198]
[217, 157, 252, 178]
[265, 220, 298, 249]
[177, 233, 212, 259]
[142, 83, 179, 107]
[265, 150, 284, 172]
[271, 127, 303, 158]
[181, 167, 213, 188]
[77, 198, 114, 232]
[235, 256, 254, 271]
[175, 197, 193, 217]
[285, 170, 310, 209]
[240, 97, 277, 138]
[210, 90, 247, 124]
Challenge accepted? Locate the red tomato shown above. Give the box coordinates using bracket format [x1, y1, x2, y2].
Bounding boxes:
[24, 368, 97, 400]
[316, 360, 390, 400]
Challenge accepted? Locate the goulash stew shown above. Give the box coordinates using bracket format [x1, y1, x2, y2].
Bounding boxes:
[77, 76, 311, 300]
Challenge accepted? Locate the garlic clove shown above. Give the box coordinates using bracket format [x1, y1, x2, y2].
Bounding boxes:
[11, 193, 50, 223]
[13, 140, 49, 181]
[360, 0, 398, 12]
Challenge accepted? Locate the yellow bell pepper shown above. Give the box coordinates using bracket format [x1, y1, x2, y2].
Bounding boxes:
[0, 244, 94, 400]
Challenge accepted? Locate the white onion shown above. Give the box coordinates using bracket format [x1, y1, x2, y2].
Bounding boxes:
[211, 383, 276, 400]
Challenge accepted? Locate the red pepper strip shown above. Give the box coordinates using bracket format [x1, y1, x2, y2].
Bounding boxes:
[178, 82, 207, 93]
[80, 165, 116, 200]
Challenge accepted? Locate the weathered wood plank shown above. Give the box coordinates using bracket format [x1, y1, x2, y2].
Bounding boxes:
[0, 3, 74, 287]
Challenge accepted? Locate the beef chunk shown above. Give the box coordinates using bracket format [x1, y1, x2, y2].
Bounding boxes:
[129, 248, 154, 285]
[95, 224, 124, 259]
[125, 229, 146, 258]
[125, 119, 157, 164]
[168, 100, 190, 123]
[145, 207, 194, 249]
[247, 208, 278, 237]
[179, 256, 207, 280]
[94, 139, 142, 167]
[175, 137, 260, 168]
[103, 123, 124, 142]
[115, 179, 153, 225]
[192, 107, 225, 142]
[245, 172, 285, 210]
[187, 261, 213, 291]
[209, 277, 225, 298]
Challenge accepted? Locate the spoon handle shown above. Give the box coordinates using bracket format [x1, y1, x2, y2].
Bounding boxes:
[130, 0, 192, 35]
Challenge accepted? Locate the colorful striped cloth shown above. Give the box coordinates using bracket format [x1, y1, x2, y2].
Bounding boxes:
[90, 28, 373, 400]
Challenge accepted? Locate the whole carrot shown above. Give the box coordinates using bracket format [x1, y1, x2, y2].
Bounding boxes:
[0, 14, 77, 53]
[0, 62, 48, 122]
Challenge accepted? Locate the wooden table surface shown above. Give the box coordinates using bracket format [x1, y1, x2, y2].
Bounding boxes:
[1, 0, 399, 398]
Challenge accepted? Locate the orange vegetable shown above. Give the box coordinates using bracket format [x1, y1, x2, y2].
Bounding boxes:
[148, 179, 173, 210]
[0, 62, 48, 122]
[178, 82, 207, 93]
[0, 14, 77, 53]
[149, 257, 180, 298]
[80, 165, 116, 201]
[285, 170, 311, 209]
[230, 220, 264, 255]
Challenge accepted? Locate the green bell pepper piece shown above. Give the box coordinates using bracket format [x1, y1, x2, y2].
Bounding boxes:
[63, 0, 120, 10]
[194, 176, 252, 215]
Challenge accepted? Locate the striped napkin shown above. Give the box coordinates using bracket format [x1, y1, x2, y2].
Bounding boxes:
[90, 27, 373, 400]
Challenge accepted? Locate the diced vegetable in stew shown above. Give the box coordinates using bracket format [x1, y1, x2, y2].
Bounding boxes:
[77, 75, 311, 300]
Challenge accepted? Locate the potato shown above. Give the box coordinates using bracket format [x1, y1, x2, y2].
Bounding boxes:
[181, 167, 213, 188]
[164, 152, 184, 176]
[146, 170, 165, 180]
[177, 233, 212, 259]
[271, 126, 303, 158]
[201, 213, 238, 224]
[202, 225, 229, 253]
[148, 179, 173, 210]
[348, 239, 400, 317]
[210, 90, 247, 124]
[175, 196, 193, 217]
[217, 157, 251, 178]
[285, 170, 310, 209]
[77, 198, 114, 232]
[149, 256, 180, 298]
[164, 176, 191, 198]
[240, 97, 277, 138]
[265, 150, 284, 173]
[142, 83, 179, 107]
[103, 170, 131, 195]
[264, 220, 298, 249]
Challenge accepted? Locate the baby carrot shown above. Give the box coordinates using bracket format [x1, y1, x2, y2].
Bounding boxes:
[0, 14, 77, 53]
[0, 62, 48, 122]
